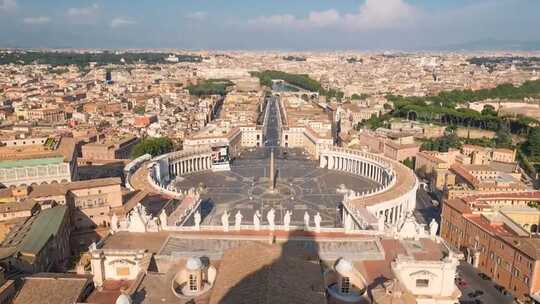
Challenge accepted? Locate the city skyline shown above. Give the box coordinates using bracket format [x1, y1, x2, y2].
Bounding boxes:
[1, 0, 540, 50]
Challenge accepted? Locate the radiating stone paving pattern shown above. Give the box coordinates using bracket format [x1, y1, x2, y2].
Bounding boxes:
[175, 148, 381, 228]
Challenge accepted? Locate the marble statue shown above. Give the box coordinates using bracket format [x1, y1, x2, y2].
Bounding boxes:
[221, 210, 229, 232]
[267, 208, 276, 231]
[253, 210, 261, 231]
[194, 211, 201, 231]
[397, 212, 421, 240]
[378, 216, 385, 232]
[429, 219, 439, 237]
[159, 210, 167, 230]
[89, 241, 97, 251]
[283, 210, 292, 231]
[235, 211, 243, 231]
[314, 212, 322, 233]
[111, 213, 118, 233]
[126, 203, 150, 233]
[344, 213, 352, 233]
[304, 211, 310, 229]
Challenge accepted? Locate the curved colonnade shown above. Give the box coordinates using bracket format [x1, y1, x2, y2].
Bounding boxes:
[149, 148, 214, 188]
[147, 146, 418, 232]
[319, 146, 418, 229]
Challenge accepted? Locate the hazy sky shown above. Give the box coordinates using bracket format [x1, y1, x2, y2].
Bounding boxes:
[1, 0, 539, 50]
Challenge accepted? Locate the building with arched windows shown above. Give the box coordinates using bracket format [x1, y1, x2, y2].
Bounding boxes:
[0, 137, 77, 188]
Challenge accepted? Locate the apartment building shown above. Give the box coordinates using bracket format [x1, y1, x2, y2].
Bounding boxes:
[441, 193, 540, 302]
[81, 135, 140, 160]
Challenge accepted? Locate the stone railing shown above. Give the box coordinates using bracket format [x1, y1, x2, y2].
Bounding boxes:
[147, 166, 184, 199]
[163, 224, 384, 236]
[124, 153, 152, 190]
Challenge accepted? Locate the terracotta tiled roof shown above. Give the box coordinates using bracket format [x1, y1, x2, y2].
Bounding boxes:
[500, 237, 540, 260]
[13, 273, 91, 304]
[209, 241, 326, 304]
[27, 177, 121, 199]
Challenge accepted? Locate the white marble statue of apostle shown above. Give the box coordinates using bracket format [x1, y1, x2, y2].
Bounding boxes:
[221, 210, 229, 232]
[314, 212, 322, 233]
[283, 210, 292, 231]
[235, 211, 243, 231]
[267, 208, 276, 231]
[253, 210, 261, 231]
[378, 215, 385, 232]
[194, 211, 201, 231]
[304, 211, 310, 229]
[429, 218, 439, 238]
[159, 209, 167, 230]
[110, 213, 119, 233]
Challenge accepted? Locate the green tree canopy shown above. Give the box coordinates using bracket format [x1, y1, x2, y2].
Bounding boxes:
[250, 70, 344, 101]
[420, 134, 462, 152]
[131, 137, 174, 158]
[481, 104, 497, 116]
[525, 128, 540, 158]
[494, 128, 512, 148]
[186, 79, 233, 96]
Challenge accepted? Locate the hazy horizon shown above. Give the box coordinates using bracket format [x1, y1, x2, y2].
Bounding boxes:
[1, 0, 539, 51]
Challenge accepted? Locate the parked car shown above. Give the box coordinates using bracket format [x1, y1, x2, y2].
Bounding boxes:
[478, 273, 490, 280]
[494, 284, 507, 294]
[468, 290, 485, 298]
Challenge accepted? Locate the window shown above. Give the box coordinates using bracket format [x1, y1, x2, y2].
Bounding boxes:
[416, 279, 429, 288]
[189, 274, 198, 291]
[525, 276, 530, 284]
[497, 257, 501, 265]
[116, 267, 130, 276]
[341, 277, 350, 294]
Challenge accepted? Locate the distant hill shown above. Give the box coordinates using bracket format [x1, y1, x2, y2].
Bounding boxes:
[438, 38, 540, 51]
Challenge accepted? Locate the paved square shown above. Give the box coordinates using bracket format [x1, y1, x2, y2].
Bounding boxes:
[175, 148, 380, 228]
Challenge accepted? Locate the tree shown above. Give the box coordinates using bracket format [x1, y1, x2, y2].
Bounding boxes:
[352, 93, 370, 100]
[525, 128, 540, 158]
[494, 128, 512, 148]
[402, 158, 415, 169]
[420, 134, 462, 152]
[131, 137, 174, 158]
[445, 125, 457, 134]
[186, 79, 233, 96]
[134, 105, 145, 115]
[481, 105, 497, 116]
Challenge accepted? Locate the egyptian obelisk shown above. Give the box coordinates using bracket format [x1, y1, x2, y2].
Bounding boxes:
[269, 149, 275, 191]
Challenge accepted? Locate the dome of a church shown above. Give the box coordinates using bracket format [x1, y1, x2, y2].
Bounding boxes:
[115, 294, 132, 304]
[335, 258, 354, 274]
[186, 257, 203, 270]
